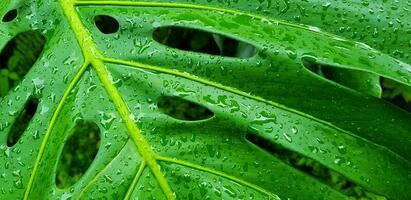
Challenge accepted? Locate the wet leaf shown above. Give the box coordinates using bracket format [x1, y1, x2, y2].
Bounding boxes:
[0, 0, 411, 200]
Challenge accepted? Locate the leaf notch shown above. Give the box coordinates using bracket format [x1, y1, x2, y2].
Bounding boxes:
[157, 96, 214, 121]
[7, 98, 39, 147]
[153, 26, 257, 58]
[0, 30, 46, 97]
[1, 8, 17, 22]
[55, 120, 101, 188]
[302, 57, 382, 98]
[245, 131, 387, 199]
[94, 15, 120, 34]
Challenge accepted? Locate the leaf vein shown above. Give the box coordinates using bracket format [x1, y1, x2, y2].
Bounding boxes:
[103, 57, 411, 165]
[156, 156, 280, 200]
[59, 0, 175, 199]
[76, 140, 131, 200]
[23, 61, 90, 199]
[73, 0, 335, 38]
[124, 160, 146, 200]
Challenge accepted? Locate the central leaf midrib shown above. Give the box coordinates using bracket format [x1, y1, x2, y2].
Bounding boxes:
[15, 0, 409, 199]
[87, 1, 411, 164]
[23, 62, 90, 199]
[58, 0, 175, 199]
[30, 1, 284, 199]
[59, 1, 282, 199]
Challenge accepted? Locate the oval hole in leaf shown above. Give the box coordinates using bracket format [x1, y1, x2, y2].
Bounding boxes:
[56, 120, 101, 188]
[0, 31, 46, 97]
[7, 98, 38, 147]
[2, 9, 17, 22]
[153, 26, 257, 58]
[94, 15, 119, 34]
[157, 96, 214, 121]
[302, 57, 382, 98]
[245, 131, 386, 199]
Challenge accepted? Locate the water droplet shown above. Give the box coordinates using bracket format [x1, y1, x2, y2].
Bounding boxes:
[283, 133, 292, 143]
[291, 127, 298, 134]
[338, 145, 346, 154]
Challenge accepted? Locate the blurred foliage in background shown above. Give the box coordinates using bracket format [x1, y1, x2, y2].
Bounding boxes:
[55, 120, 100, 189]
[1, 28, 410, 199]
[0, 31, 44, 96]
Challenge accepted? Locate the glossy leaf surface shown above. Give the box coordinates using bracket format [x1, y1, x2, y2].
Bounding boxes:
[0, 0, 410, 199]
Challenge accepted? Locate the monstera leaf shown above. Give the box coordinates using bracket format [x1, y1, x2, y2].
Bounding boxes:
[1, 0, 411, 199]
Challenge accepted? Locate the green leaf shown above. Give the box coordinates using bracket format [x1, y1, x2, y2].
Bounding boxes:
[0, 0, 410, 200]
[0, 75, 9, 96]
[305, 64, 382, 98]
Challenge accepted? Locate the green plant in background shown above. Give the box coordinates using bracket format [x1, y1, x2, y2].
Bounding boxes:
[55, 120, 100, 189]
[0, 31, 45, 96]
[382, 78, 411, 102]
[1, 0, 411, 200]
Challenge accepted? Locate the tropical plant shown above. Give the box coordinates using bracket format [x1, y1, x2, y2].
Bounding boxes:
[0, 0, 410, 199]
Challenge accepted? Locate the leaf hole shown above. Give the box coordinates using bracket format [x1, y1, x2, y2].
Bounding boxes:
[0, 31, 46, 97]
[56, 120, 101, 188]
[94, 15, 119, 34]
[2, 9, 17, 22]
[7, 98, 39, 147]
[302, 57, 382, 97]
[245, 132, 386, 199]
[153, 26, 257, 58]
[157, 96, 214, 121]
[303, 58, 411, 114]
[381, 77, 411, 113]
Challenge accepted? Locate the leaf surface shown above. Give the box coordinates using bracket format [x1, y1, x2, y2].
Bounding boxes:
[0, 0, 411, 199]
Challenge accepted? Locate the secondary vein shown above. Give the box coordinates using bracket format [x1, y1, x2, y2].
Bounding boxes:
[124, 160, 147, 200]
[157, 156, 281, 200]
[23, 60, 90, 199]
[59, 0, 175, 199]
